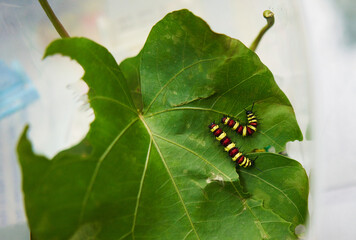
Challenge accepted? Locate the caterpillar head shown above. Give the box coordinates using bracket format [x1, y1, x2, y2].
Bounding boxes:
[221, 116, 228, 123]
[245, 102, 255, 114]
[208, 122, 216, 129]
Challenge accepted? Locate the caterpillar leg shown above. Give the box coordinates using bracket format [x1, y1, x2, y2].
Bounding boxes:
[251, 156, 263, 172]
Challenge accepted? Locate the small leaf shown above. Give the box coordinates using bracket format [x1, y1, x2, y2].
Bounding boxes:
[18, 9, 308, 240]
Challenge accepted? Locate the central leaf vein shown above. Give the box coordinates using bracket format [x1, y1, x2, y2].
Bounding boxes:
[140, 116, 201, 240]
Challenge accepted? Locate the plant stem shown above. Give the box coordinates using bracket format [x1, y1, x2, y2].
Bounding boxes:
[38, 0, 70, 38]
[249, 10, 274, 52]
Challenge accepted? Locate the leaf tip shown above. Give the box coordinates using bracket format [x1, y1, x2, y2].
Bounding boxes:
[17, 124, 37, 164]
[17, 124, 30, 152]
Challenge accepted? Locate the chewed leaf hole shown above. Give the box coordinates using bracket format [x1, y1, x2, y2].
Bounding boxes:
[295, 224, 306, 236]
[206, 172, 224, 184]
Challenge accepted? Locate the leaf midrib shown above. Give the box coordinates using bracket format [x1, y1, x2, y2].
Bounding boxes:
[139, 115, 201, 240]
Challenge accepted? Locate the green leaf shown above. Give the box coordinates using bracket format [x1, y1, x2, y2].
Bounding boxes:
[119, 54, 143, 112]
[18, 9, 308, 240]
[238, 153, 309, 228]
[136, 9, 301, 153]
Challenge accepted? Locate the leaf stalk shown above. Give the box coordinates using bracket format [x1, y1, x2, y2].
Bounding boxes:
[38, 0, 70, 38]
[249, 10, 275, 52]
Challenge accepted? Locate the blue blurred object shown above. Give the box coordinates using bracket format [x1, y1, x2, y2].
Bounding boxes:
[0, 60, 38, 120]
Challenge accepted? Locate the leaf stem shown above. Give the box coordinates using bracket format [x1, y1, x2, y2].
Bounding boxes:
[249, 10, 274, 52]
[38, 0, 70, 38]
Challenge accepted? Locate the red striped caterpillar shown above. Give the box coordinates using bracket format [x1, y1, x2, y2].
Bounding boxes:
[208, 122, 253, 168]
[221, 106, 258, 136]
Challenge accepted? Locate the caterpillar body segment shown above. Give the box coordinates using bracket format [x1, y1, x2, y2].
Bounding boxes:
[221, 109, 258, 137]
[208, 122, 253, 169]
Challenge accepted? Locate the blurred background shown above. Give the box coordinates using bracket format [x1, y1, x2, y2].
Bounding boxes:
[0, 0, 355, 239]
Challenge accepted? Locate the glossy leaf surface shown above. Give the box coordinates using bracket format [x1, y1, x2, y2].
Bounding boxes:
[18, 10, 307, 240]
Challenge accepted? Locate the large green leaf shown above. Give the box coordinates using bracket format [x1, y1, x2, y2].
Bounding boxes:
[17, 9, 307, 240]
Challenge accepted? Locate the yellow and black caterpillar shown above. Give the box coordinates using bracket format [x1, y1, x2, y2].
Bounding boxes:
[221, 108, 258, 137]
[208, 122, 253, 168]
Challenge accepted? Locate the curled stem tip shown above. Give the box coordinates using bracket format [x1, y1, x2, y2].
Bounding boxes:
[263, 10, 275, 26]
[38, 0, 70, 38]
[250, 10, 275, 52]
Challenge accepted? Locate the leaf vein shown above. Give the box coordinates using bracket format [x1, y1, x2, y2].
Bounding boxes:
[263, 120, 288, 133]
[258, 130, 283, 149]
[131, 139, 152, 239]
[257, 166, 300, 176]
[90, 96, 138, 114]
[144, 57, 224, 114]
[85, 46, 134, 110]
[210, 68, 267, 109]
[183, 229, 193, 240]
[239, 170, 305, 221]
[79, 117, 139, 222]
[145, 106, 229, 119]
[140, 117, 201, 240]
